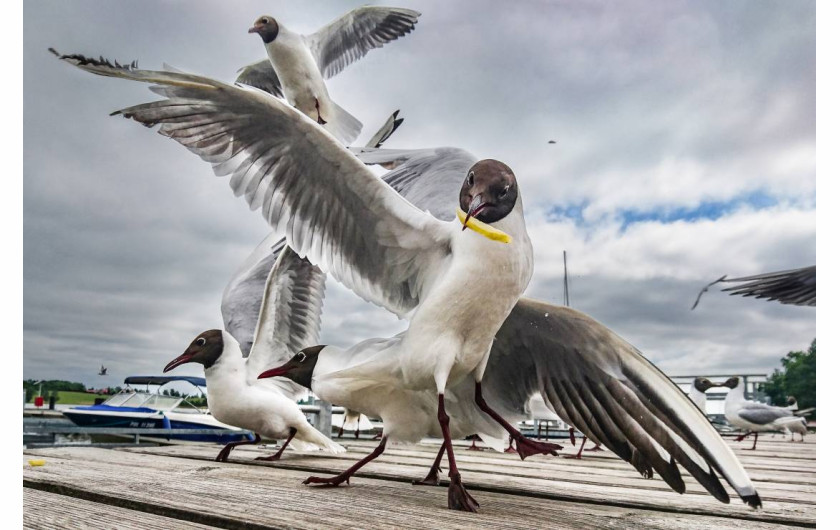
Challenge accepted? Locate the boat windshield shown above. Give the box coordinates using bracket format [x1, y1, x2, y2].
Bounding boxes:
[102, 390, 183, 411]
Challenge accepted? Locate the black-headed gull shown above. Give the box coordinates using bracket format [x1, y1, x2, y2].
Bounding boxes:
[241, 7, 420, 144]
[256, 146, 762, 508]
[688, 377, 720, 412]
[53, 53, 548, 512]
[721, 376, 808, 450]
[163, 242, 344, 461]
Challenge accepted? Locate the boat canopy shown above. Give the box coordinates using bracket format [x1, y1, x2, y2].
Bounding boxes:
[123, 376, 207, 387]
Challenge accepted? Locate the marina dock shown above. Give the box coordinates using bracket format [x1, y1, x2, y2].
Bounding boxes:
[23, 434, 814, 529]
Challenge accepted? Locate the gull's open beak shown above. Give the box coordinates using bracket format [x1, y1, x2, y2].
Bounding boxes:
[462, 194, 487, 231]
[258, 364, 290, 380]
[248, 26, 259, 34]
[163, 353, 193, 373]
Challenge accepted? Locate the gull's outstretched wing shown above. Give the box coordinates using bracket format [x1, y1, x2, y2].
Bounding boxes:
[305, 6, 421, 79]
[53, 50, 452, 318]
[234, 59, 283, 98]
[355, 147, 477, 221]
[692, 266, 816, 309]
[481, 298, 761, 508]
[720, 266, 816, 306]
[245, 245, 326, 395]
[221, 232, 285, 355]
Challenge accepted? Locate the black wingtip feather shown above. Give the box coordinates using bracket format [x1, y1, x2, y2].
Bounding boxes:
[743, 494, 762, 509]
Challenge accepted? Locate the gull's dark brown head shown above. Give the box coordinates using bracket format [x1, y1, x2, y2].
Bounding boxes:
[258, 345, 325, 389]
[721, 376, 740, 389]
[693, 377, 719, 393]
[249, 15, 279, 43]
[459, 159, 518, 229]
[163, 330, 225, 372]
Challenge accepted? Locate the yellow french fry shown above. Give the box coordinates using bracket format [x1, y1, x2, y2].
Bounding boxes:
[456, 208, 512, 244]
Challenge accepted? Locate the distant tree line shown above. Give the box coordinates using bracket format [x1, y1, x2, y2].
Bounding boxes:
[22, 379, 121, 402]
[761, 339, 816, 419]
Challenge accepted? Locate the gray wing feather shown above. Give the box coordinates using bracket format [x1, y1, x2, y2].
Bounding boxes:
[737, 405, 791, 425]
[53, 51, 451, 318]
[356, 147, 477, 221]
[235, 59, 283, 98]
[306, 7, 421, 79]
[246, 245, 327, 395]
[482, 298, 760, 507]
[721, 266, 816, 306]
[221, 232, 285, 355]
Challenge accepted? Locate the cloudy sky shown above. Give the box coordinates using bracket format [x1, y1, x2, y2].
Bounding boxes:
[23, 0, 816, 389]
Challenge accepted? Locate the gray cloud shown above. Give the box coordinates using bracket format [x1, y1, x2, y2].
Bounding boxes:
[24, 0, 814, 387]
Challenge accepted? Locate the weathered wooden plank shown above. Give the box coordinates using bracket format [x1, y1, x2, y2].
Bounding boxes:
[108, 445, 814, 526]
[23, 488, 216, 530]
[136, 442, 814, 503]
[22, 449, 801, 530]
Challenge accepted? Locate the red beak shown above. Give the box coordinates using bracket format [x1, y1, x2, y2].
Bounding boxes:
[248, 26, 259, 34]
[462, 194, 487, 231]
[258, 365, 290, 379]
[163, 353, 193, 373]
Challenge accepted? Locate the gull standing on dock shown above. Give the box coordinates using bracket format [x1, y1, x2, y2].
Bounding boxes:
[721, 377, 808, 450]
[163, 242, 344, 462]
[241, 7, 420, 144]
[258, 146, 763, 508]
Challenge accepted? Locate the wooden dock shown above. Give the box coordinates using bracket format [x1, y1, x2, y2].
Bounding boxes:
[23, 434, 815, 529]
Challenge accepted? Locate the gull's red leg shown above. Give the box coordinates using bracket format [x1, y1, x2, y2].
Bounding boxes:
[564, 436, 588, 459]
[215, 433, 262, 462]
[466, 434, 484, 451]
[504, 435, 517, 453]
[413, 442, 446, 486]
[255, 428, 296, 461]
[303, 436, 388, 486]
[475, 382, 562, 460]
[439, 394, 479, 511]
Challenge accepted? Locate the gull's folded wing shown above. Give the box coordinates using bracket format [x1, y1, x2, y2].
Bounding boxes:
[737, 405, 793, 426]
[305, 6, 421, 80]
[482, 298, 761, 507]
[53, 50, 452, 318]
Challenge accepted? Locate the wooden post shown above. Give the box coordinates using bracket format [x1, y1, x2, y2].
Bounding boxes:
[315, 399, 332, 437]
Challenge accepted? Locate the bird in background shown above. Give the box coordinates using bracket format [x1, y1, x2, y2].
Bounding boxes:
[241, 6, 420, 144]
[720, 377, 809, 449]
[691, 266, 816, 310]
[98, 365, 107, 376]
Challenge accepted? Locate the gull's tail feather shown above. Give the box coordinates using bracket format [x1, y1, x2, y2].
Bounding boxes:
[325, 99, 363, 145]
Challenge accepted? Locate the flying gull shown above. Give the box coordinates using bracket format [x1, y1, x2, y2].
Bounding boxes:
[241, 7, 420, 144]
[691, 266, 816, 309]
[163, 242, 344, 462]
